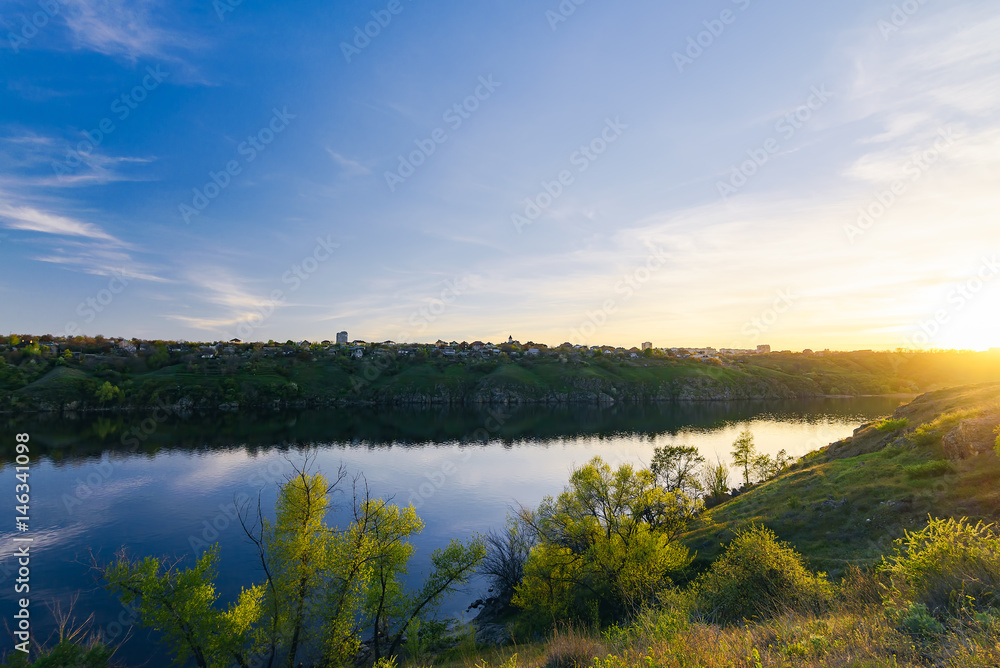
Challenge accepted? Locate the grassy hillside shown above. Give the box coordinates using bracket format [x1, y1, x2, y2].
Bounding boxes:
[684, 382, 1000, 577]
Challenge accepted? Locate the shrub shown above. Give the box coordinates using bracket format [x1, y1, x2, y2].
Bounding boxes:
[881, 517, 1000, 618]
[0, 640, 113, 668]
[876, 417, 909, 433]
[903, 459, 953, 479]
[897, 602, 945, 639]
[694, 525, 833, 623]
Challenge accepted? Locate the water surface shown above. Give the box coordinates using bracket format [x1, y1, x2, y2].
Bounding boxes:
[0, 397, 903, 666]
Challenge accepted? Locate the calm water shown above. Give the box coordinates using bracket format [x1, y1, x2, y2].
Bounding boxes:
[0, 398, 903, 666]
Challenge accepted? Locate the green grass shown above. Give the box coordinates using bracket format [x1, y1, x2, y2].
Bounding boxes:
[684, 383, 1000, 578]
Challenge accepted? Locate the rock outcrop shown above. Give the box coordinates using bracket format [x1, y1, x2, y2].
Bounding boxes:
[942, 414, 1000, 459]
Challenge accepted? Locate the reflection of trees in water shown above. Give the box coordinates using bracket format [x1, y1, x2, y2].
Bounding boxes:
[4, 397, 901, 464]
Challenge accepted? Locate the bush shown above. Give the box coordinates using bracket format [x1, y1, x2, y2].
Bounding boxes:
[876, 417, 909, 433]
[897, 602, 945, 639]
[694, 525, 833, 623]
[0, 640, 113, 667]
[881, 517, 1000, 618]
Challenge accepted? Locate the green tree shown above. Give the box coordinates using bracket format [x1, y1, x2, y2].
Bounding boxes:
[102, 546, 265, 667]
[103, 462, 484, 668]
[514, 457, 693, 624]
[730, 430, 757, 487]
[94, 381, 124, 404]
[650, 445, 705, 497]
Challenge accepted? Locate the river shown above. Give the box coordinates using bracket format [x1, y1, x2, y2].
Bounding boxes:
[0, 396, 903, 666]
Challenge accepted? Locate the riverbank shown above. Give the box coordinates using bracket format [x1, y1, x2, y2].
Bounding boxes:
[3, 348, 998, 414]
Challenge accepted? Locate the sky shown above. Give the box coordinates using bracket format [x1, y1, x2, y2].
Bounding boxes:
[0, 0, 998, 351]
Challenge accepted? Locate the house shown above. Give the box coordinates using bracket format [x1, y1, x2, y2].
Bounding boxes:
[229, 338, 242, 344]
[351, 347, 364, 359]
[442, 347, 456, 356]
[526, 348, 540, 356]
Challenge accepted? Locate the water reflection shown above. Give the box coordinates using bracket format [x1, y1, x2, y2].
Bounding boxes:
[0, 397, 902, 666]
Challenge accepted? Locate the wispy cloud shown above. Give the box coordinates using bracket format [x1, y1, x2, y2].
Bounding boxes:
[0, 200, 121, 243]
[325, 149, 371, 176]
[60, 0, 197, 63]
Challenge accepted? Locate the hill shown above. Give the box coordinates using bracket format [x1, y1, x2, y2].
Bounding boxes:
[684, 382, 1000, 577]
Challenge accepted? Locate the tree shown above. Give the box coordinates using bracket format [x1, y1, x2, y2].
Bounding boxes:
[650, 445, 705, 497]
[514, 458, 693, 624]
[752, 449, 792, 481]
[730, 430, 758, 487]
[480, 515, 534, 603]
[102, 461, 485, 668]
[94, 381, 124, 404]
[101, 546, 265, 667]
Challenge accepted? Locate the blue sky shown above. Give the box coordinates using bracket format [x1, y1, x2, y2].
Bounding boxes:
[1, 0, 998, 350]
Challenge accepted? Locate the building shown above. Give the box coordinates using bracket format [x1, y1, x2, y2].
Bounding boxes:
[641, 342, 652, 350]
[336, 331, 348, 345]
[756, 344, 771, 354]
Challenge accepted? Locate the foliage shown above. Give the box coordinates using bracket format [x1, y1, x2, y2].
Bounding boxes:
[752, 449, 792, 481]
[101, 463, 485, 668]
[875, 417, 909, 433]
[896, 602, 945, 639]
[700, 458, 731, 505]
[880, 516, 1000, 618]
[94, 381, 124, 404]
[694, 525, 833, 623]
[102, 546, 264, 667]
[730, 430, 758, 487]
[650, 445, 705, 496]
[513, 458, 693, 626]
[0, 640, 114, 667]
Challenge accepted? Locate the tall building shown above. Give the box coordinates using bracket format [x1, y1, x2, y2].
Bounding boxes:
[336, 331, 348, 344]
[641, 342, 652, 350]
[757, 344, 771, 353]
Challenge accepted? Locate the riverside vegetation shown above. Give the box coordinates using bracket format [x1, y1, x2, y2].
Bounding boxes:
[4, 382, 1000, 666]
[3, 336, 1000, 412]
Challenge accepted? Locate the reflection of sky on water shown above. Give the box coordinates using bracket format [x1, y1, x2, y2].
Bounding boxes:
[0, 399, 897, 667]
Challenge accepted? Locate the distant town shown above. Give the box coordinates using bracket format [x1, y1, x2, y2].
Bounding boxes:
[0, 330, 874, 365]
